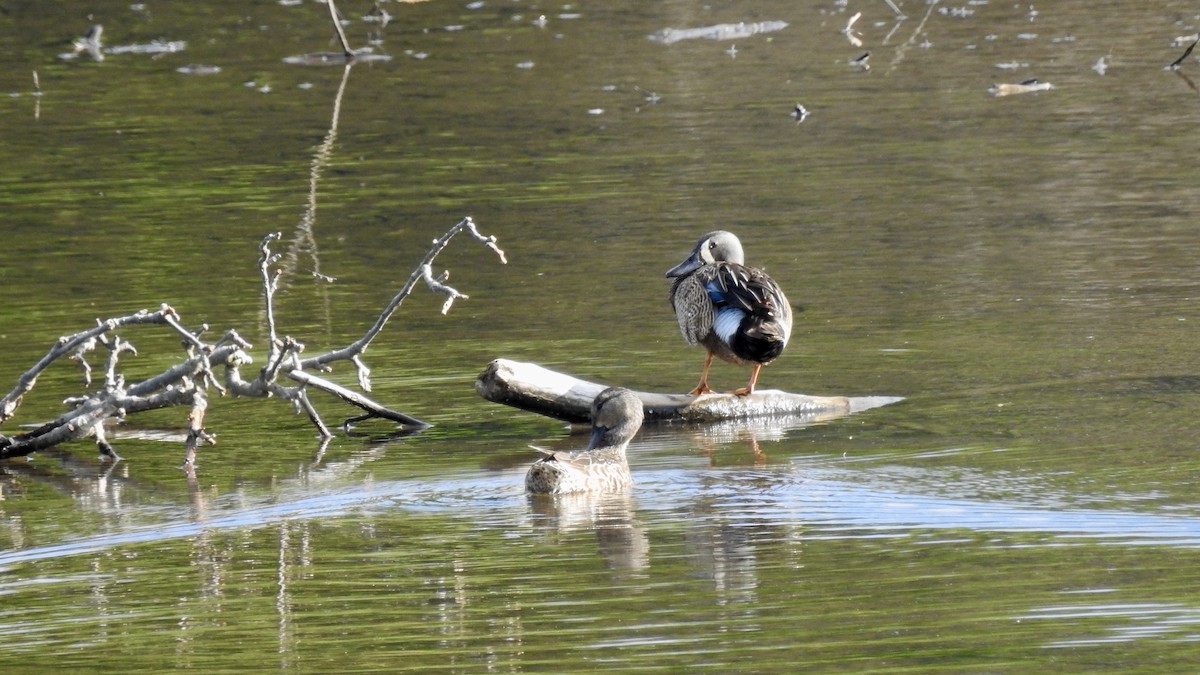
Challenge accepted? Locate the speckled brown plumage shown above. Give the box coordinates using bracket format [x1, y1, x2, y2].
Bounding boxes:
[525, 387, 644, 494]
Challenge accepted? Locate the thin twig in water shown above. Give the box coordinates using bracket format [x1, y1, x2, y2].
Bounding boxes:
[326, 0, 355, 57]
[1167, 38, 1197, 70]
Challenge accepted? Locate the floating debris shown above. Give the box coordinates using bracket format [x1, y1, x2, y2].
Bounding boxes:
[647, 20, 787, 45]
[1016, 33, 1038, 40]
[633, 85, 660, 105]
[516, 60, 535, 69]
[994, 61, 1029, 70]
[466, 1, 485, 9]
[283, 50, 393, 66]
[362, 6, 392, 25]
[1166, 37, 1198, 71]
[939, 6, 975, 17]
[791, 103, 810, 123]
[59, 28, 186, 61]
[1092, 55, 1109, 76]
[59, 24, 104, 61]
[176, 64, 221, 75]
[533, 14, 548, 28]
[988, 78, 1054, 96]
[842, 11, 863, 47]
[725, 44, 738, 58]
[587, 108, 604, 115]
[106, 39, 187, 55]
[1173, 33, 1200, 47]
[849, 51, 871, 71]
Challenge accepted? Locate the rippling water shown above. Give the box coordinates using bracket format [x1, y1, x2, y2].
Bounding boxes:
[3, 0, 1200, 671]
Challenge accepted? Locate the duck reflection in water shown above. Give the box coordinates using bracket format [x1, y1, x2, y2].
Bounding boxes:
[526, 387, 649, 571]
[525, 387, 643, 495]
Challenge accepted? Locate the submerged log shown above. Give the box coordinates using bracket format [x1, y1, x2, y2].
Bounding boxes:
[476, 358, 902, 424]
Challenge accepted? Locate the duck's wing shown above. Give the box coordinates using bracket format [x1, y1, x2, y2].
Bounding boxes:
[711, 263, 791, 323]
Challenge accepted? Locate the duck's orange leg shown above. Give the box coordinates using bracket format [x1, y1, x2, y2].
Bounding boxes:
[688, 351, 717, 395]
[731, 363, 762, 397]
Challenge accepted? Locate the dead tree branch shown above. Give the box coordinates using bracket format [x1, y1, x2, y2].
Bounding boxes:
[0, 219, 505, 467]
[299, 216, 506, 375]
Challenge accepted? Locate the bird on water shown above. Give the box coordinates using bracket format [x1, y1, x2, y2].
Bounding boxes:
[666, 230, 792, 396]
[525, 387, 644, 494]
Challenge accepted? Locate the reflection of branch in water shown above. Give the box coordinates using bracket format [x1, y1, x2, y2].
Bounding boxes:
[880, 19, 904, 46]
[887, 0, 939, 71]
[32, 71, 42, 122]
[1173, 69, 1200, 95]
[272, 62, 354, 339]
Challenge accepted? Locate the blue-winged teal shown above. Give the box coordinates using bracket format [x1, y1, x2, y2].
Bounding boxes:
[525, 387, 644, 494]
[666, 231, 792, 396]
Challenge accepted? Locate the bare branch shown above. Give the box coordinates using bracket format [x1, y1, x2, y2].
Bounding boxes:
[258, 232, 284, 361]
[93, 421, 122, 461]
[288, 370, 430, 429]
[299, 217, 505, 370]
[182, 388, 214, 469]
[0, 307, 176, 424]
[0, 218, 499, 466]
[293, 388, 332, 438]
[352, 355, 371, 392]
[422, 265, 469, 315]
[326, 0, 355, 58]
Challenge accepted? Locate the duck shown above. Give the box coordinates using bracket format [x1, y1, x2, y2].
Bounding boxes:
[666, 230, 792, 396]
[525, 387, 644, 494]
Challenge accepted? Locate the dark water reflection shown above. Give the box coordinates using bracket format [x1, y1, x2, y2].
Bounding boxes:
[4, 0, 1200, 670]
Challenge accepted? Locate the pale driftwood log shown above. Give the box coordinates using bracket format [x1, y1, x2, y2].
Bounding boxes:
[476, 358, 903, 424]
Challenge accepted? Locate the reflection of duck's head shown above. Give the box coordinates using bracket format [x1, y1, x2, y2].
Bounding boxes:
[525, 387, 644, 494]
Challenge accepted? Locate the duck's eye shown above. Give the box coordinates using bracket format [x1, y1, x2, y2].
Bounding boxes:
[708, 242, 717, 250]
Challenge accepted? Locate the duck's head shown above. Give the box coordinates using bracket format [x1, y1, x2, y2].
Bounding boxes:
[586, 387, 645, 450]
[665, 230, 746, 278]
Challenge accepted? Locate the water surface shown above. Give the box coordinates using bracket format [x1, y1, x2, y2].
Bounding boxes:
[3, 0, 1200, 671]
